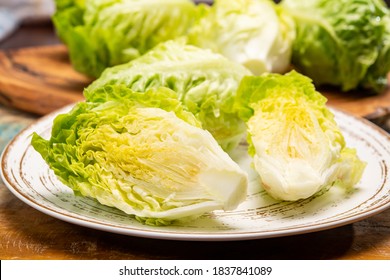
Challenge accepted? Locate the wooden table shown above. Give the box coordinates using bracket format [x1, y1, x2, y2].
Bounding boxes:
[1, 22, 390, 260]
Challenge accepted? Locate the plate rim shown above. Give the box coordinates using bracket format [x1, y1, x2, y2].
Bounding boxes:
[1, 104, 390, 241]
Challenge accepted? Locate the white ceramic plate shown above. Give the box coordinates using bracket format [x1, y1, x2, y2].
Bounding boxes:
[1, 104, 390, 241]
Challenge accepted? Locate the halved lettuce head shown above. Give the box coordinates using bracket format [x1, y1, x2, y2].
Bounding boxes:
[31, 87, 248, 225]
[281, 0, 390, 93]
[85, 40, 253, 151]
[52, 0, 197, 77]
[235, 71, 366, 201]
[187, 0, 296, 75]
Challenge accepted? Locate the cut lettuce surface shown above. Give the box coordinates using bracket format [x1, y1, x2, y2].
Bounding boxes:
[235, 71, 366, 201]
[31, 88, 248, 225]
[187, 0, 295, 75]
[53, 0, 197, 77]
[85, 40, 253, 151]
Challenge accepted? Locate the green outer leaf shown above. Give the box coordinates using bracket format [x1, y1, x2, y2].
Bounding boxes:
[85, 40, 252, 151]
[86, 85, 202, 128]
[282, 0, 389, 93]
[53, 0, 197, 77]
[362, 13, 390, 92]
[235, 71, 335, 157]
[235, 70, 328, 122]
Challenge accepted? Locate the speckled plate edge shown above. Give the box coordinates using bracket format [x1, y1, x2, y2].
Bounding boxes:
[1, 104, 390, 241]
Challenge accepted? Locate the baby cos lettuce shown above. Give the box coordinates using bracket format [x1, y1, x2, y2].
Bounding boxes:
[85, 40, 252, 151]
[281, 0, 390, 93]
[31, 88, 248, 225]
[52, 0, 197, 77]
[235, 71, 366, 201]
[187, 0, 296, 75]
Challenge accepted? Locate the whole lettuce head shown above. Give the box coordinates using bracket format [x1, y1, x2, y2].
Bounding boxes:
[235, 71, 366, 201]
[31, 87, 248, 225]
[281, 0, 390, 93]
[85, 40, 253, 151]
[52, 0, 197, 77]
[187, 0, 296, 75]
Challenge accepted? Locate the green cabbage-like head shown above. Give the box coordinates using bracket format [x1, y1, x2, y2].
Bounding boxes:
[53, 0, 198, 77]
[281, 0, 390, 93]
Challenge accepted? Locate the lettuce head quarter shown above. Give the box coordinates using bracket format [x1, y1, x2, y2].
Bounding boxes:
[235, 71, 366, 201]
[31, 88, 248, 225]
[85, 40, 253, 151]
[52, 0, 197, 77]
[187, 0, 296, 75]
[281, 0, 390, 93]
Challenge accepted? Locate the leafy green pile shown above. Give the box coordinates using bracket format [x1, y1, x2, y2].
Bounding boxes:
[32, 0, 374, 225]
[32, 88, 248, 225]
[54, 0, 390, 93]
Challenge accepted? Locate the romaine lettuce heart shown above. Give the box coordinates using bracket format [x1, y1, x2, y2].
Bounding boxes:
[235, 71, 366, 201]
[31, 88, 248, 225]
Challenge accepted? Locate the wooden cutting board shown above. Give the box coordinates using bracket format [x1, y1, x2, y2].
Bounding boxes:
[0, 45, 92, 116]
[0, 44, 389, 121]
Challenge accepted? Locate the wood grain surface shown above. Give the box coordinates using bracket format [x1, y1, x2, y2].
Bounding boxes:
[325, 82, 390, 118]
[0, 45, 91, 115]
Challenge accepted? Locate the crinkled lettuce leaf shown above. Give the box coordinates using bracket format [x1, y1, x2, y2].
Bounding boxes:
[85, 40, 253, 151]
[52, 0, 197, 77]
[281, 0, 390, 93]
[362, 13, 390, 92]
[235, 71, 366, 201]
[31, 87, 248, 225]
[187, 0, 296, 75]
